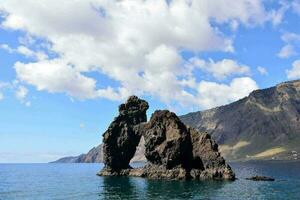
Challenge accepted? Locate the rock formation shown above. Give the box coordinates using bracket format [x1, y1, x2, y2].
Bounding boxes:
[98, 96, 235, 180]
[189, 128, 234, 180]
[141, 110, 193, 179]
[100, 95, 149, 174]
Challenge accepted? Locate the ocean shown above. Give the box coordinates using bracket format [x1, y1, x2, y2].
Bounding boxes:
[0, 161, 299, 199]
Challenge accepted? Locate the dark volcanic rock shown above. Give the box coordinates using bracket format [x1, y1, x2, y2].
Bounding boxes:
[143, 110, 193, 169]
[98, 96, 234, 180]
[142, 110, 193, 179]
[189, 128, 234, 180]
[99, 96, 149, 174]
[140, 110, 234, 180]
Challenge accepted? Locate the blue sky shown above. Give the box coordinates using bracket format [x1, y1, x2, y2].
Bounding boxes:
[0, 0, 300, 163]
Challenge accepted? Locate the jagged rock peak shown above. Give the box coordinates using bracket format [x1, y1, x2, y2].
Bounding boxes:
[101, 96, 149, 171]
[118, 95, 149, 121]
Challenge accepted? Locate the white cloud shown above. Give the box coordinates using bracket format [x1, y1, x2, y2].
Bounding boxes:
[0, 44, 13, 53]
[0, 0, 270, 109]
[281, 32, 300, 43]
[15, 85, 28, 100]
[257, 66, 268, 75]
[287, 60, 300, 79]
[189, 58, 250, 80]
[15, 85, 31, 106]
[278, 32, 300, 59]
[14, 59, 121, 100]
[0, 43, 48, 60]
[277, 44, 296, 58]
[196, 77, 258, 109]
[16, 46, 34, 57]
[268, 2, 289, 26]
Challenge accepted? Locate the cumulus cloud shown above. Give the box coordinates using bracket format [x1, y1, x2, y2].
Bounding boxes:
[196, 77, 258, 109]
[286, 60, 300, 79]
[0, 0, 271, 109]
[188, 58, 250, 80]
[14, 59, 121, 100]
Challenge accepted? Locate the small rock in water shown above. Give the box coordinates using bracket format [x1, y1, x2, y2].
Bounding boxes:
[246, 176, 275, 181]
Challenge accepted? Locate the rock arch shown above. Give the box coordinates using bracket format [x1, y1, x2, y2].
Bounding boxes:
[98, 96, 235, 180]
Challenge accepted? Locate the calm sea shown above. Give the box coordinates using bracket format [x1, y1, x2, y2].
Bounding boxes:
[0, 161, 299, 199]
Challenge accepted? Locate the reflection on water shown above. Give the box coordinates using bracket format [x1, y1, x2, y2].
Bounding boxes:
[101, 176, 229, 199]
[102, 177, 141, 199]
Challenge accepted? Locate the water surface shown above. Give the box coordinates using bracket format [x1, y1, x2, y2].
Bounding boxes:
[0, 161, 299, 199]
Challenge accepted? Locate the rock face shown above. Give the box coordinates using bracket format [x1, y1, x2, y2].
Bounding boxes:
[143, 110, 193, 169]
[142, 110, 193, 179]
[189, 129, 234, 180]
[100, 96, 149, 173]
[98, 96, 235, 180]
[140, 110, 233, 180]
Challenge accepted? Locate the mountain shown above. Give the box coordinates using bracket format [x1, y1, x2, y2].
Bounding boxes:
[52, 138, 146, 163]
[52, 80, 300, 163]
[181, 80, 300, 160]
[51, 145, 103, 163]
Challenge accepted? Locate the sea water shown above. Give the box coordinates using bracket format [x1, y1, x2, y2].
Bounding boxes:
[0, 161, 300, 199]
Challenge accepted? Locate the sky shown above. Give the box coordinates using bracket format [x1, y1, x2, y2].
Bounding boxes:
[0, 0, 300, 163]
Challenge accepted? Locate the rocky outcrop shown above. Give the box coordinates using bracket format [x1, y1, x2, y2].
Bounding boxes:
[143, 111, 193, 168]
[98, 96, 235, 180]
[140, 110, 234, 180]
[141, 110, 193, 179]
[246, 176, 275, 181]
[99, 96, 149, 174]
[189, 129, 234, 180]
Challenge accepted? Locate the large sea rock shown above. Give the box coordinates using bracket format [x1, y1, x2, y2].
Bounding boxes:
[99, 96, 149, 175]
[98, 96, 235, 180]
